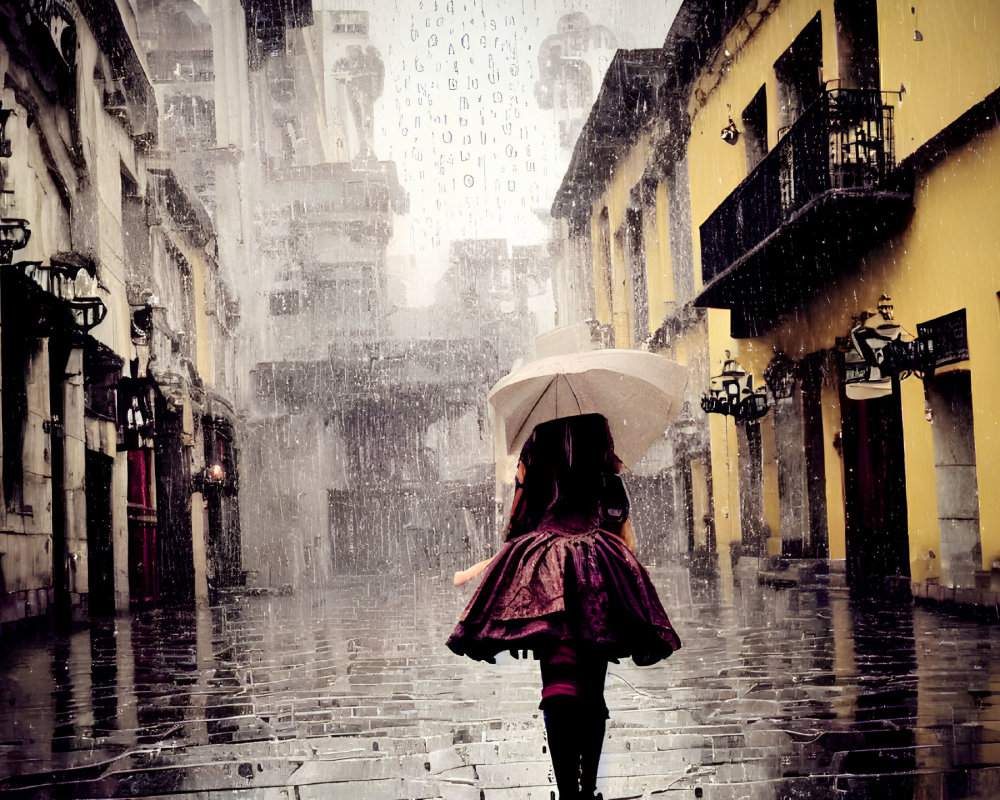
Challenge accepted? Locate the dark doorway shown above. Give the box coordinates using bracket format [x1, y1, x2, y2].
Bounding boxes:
[1, 277, 30, 513]
[85, 450, 116, 616]
[204, 416, 243, 596]
[155, 401, 194, 604]
[840, 378, 910, 594]
[800, 355, 829, 558]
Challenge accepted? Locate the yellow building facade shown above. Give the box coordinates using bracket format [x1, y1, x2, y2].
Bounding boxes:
[685, 0, 1000, 598]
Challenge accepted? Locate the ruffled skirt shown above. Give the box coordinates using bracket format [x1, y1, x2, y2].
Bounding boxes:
[447, 526, 680, 666]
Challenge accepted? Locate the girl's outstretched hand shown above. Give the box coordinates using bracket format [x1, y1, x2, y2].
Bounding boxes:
[620, 519, 637, 554]
[454, 557, 493, 586]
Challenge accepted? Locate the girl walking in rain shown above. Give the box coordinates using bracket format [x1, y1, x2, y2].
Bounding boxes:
[447, 413, 680, 800]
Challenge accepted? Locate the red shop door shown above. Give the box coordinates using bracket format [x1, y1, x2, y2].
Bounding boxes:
[127, 450, 159, 604]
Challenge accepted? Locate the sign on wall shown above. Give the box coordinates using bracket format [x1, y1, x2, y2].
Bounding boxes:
[917, 309, 969, 369]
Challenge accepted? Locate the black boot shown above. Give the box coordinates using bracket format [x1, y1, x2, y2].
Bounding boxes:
[578, 711, 605, 799]
[542, 695, 581, 799]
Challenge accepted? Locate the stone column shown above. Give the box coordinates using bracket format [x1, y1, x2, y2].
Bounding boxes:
[765, 355, 807, 558]
[112, 432, 129, 612]
[23, 338, 52, 534]
[62, 347, 88, 611]
[192, 491, 210, 604]
[735, 421, 767, 557]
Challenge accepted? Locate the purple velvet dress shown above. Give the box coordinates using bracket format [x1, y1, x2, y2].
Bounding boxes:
[447, 502, 681, 666]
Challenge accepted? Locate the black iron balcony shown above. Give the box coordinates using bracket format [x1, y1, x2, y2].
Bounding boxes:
[2, 259, 107, 336]
[696, 89, 913, 337]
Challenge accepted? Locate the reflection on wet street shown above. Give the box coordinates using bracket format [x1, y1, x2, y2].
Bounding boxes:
[1, 566, 999, 799]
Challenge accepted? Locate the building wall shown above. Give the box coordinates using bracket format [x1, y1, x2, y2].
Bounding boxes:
[588, 133, 655, 348]
[878, 0, 1000, 162]
[649, 180, 676, 323]
[0, 3, 139, 621]
[2, 0, 250, 629]
[684, 0, 1000, 588]
[550, 218, 596, 328]
[562, 105, 715, 562]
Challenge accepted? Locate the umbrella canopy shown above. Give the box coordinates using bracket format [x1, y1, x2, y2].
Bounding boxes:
[488, 349, 688, 468]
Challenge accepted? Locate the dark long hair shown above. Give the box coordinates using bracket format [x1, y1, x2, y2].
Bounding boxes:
[505, 414, 623, 540]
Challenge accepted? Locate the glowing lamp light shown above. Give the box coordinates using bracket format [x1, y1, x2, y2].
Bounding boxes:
[208, 463, 225, 481]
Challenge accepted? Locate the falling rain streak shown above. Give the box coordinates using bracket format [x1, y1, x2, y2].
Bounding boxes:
[1, 0, 1000, 798]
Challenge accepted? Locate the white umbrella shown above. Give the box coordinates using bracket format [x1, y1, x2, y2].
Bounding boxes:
[488, 349, 688, 468]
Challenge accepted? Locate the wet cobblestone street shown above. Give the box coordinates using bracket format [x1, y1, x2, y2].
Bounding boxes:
[2, 564, 999, 799]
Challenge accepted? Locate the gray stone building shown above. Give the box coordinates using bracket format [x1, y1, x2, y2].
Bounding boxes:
[0, 0, 245, 630]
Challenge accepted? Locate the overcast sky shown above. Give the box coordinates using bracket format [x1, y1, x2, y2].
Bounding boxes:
[337, 0, 682, 303]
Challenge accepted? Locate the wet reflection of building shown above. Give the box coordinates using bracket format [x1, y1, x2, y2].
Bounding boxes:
[90, 619, 119, 739]
[840, 600, 918, 798]
[913, 609, 1000, 799]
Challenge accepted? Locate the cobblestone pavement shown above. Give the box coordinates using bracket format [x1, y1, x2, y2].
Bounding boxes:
[1, 563, 999, 799]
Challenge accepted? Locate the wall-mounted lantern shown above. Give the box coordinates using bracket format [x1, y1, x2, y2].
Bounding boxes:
[196, 416, 237, 493]
[844, 295, 938, 398]
[68, 297, 108, 331]
[0, 102, 12, 159]
[701, 352, 770, 423]
[720, 116, 740, 145]
[195, 462, 225, 485]
[0, 218, 30, 264]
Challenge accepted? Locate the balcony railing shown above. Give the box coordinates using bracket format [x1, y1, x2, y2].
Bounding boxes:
[700, 89, 896, 285]
[4, 259, 108, 335]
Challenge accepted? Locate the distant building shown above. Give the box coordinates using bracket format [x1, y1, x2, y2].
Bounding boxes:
[535, 13, 618, 152]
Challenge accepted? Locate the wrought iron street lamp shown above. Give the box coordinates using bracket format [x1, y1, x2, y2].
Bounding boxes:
[844, 294, 939, 393]
[0, 218, 29, 264]
[701, 352, 770, 423]
[0, 102, 12, 159]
